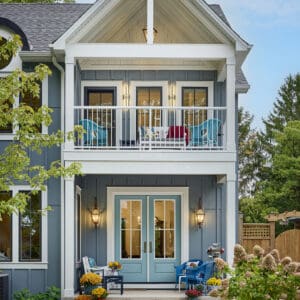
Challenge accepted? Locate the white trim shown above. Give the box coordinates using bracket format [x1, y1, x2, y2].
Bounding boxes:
[107, 187, 189, 265]
[0, 185, 48, 268]
[75, 185, 82, 264]
[147, 0, 154, 44]
[66, 43, 235, 60]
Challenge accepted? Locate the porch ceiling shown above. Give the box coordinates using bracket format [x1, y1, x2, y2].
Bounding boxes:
[79, 0, 225, 44]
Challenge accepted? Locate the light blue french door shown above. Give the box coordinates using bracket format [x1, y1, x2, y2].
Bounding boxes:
[115, 195, 181, 283]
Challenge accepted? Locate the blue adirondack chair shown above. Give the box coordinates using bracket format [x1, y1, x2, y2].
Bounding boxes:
[186, 261, 216, 293]
[189, 119, 221, 147]
[79, 119, 107, 146]
[174, 259, 203, 289]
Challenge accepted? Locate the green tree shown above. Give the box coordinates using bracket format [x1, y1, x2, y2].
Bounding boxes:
[0, 35, 81, 220]
[238, 107, 265, 198]
[262, 73, 300, 155]
[258, 121, 300, 213]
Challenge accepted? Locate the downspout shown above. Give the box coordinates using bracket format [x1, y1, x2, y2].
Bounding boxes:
[52, 53, 65, 297]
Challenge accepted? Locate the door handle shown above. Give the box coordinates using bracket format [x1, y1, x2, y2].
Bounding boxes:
[143, 241, 147, 253]
[149, 241, 152, 253]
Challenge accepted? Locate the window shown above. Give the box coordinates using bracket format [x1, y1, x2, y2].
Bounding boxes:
[0, 191, 12, 262]
[136, 87, 162, 128]
[19, 191, 41, 261]
[0, 36, 13, 70]
[182, 87, 208, 126]
[0, 187, 47, 268]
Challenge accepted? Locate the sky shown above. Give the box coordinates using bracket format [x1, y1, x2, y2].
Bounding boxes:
[76, 0, 300, 129]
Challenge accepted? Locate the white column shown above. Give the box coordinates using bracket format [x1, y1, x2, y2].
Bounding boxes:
[226, 56, 236, 152]
[147, 0, 154, 44]
[226, 174, 237, 266]
[65, 56, 75, 150]
[63, 176, 75, 297]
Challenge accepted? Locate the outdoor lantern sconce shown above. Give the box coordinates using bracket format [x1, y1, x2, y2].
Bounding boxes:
[195, 208, 205, 228]
[91, 204, 101, 226]
[195, 196, 205, 228]
[142, 27, 158, 42]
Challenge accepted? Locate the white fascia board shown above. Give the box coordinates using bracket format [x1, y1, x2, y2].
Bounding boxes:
[66, 44, 234, 60]
[236, 83, 250, 94]
[51, 0, 120, 51]
[19, 51, 52, 62]
[192, 0, 251, 52]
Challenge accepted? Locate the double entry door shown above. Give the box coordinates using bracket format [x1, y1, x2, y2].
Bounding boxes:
[115, 195, 181, 283]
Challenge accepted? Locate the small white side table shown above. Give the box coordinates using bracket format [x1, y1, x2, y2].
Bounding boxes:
[178, 275, 187, 291]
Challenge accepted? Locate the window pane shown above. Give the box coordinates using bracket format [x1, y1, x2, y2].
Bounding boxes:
[195, 88, 207, 107]
[155, 230, 164, 258]
[19, 192, 41, 261]
[165, 230, 174, 258]
[0, 191, 12, 261]
[0, 37, 13, 69]
[21, 84, 41, 110]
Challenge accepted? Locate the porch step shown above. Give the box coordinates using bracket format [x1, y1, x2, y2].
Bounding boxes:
[67, 290, 216, 300]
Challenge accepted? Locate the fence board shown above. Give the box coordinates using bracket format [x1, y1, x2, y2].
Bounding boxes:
[275, 229, 300, 262]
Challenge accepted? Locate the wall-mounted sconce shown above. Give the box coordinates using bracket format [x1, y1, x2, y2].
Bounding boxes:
[89, 197, 103, 227]
[123, 81, 130, 106]
[195, 208, 205, 228]
[168, 81, 176, 106]
[195, 196, 205, 228]
[142, 27, 158, 42]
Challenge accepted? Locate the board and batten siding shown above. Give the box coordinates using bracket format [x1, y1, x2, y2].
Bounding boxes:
[1, 63, 62, 299]
[80, 70, 226, 107]
[78, 175, 226, 268]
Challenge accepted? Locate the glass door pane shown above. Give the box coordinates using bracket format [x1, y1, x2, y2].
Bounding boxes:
[120, 200, 142, 259]
[85, 87, 115, 146]
[154, 200, 175, 259]
[137, 87, 162, 130]
[182, 87, 208, 127]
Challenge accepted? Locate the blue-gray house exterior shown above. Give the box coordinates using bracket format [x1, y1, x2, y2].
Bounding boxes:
[0, 1, 251, 298]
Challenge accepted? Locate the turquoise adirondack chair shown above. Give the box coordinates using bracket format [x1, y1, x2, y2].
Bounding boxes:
[79, 119, 107, 146]
[189, 119, 221, 147]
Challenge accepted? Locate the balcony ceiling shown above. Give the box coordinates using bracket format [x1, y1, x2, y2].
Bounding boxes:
[80, 0, 224, 44]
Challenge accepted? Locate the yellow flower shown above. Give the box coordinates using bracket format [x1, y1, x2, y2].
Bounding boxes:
[92, 287, 108, 298]
[207, 277, 222, 286]
[80, 273, 102, 286]
[108, 261, 122, 270]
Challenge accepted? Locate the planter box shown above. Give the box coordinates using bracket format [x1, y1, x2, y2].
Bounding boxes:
[0, 273, 9, 300]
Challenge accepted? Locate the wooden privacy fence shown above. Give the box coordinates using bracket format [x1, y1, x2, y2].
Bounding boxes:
[239, 215, 300, 261]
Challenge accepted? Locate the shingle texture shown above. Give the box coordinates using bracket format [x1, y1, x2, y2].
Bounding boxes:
[0, 4, 91, 51]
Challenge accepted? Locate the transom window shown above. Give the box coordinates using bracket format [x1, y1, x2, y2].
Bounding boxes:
[0, 36, 13, 70]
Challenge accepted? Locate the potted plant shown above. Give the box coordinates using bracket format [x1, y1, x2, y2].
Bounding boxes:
[185, 288, 202, 299]
[91, 287, 108, 299]
[79, 273, 102, 295]
[206, 276, 222, 293]
[107, 261, 122, 274]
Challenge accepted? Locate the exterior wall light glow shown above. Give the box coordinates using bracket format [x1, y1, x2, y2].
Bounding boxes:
[91, 206, 101, 226]
[195, 208, 205, 228]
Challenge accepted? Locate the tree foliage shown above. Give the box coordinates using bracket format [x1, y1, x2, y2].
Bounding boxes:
[0, 35, 81, 220]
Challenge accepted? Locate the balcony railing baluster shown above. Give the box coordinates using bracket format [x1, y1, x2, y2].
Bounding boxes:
[74, 106, 226, 151]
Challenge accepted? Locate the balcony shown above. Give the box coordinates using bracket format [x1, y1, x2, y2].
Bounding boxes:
[74, 106, 226, 151]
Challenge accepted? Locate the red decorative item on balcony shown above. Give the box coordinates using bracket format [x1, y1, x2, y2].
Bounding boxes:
[166, 126, 189, 145]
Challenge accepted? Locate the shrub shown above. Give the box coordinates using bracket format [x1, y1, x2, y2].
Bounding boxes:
[14, 286, 60, 300]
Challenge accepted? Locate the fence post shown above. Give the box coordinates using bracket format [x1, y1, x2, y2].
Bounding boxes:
[269, 221, 275, 250]
[239, 213, 243, 245]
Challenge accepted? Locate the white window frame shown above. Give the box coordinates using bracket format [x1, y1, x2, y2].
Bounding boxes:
[0, 186, 48, 269]
[0, 73, 48, 140]
[175, 81, 214, 124]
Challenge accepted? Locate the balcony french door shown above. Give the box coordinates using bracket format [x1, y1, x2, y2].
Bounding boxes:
[114, 195, 181, 283]
[84, 87, 116, 146]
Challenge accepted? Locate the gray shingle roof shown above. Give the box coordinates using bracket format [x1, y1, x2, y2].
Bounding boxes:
[0, 4, 91, 51]
[0, 3, 232, 51]
[0, 2, 249, 88]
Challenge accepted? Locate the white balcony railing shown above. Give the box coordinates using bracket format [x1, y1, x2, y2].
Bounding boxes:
[74, 106, 226, 151]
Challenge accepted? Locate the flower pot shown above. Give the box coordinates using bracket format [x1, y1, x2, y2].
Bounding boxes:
[84, 285, 97, 295]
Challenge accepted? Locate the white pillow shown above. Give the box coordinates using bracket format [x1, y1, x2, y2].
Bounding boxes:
[186, 261, 200, 267]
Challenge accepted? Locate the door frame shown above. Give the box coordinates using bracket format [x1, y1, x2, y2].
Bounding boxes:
[107, 187, 189, 265]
